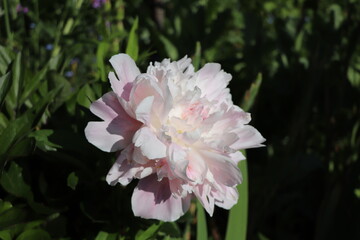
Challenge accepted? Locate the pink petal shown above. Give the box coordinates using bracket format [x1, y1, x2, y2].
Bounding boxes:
[194, 183, 215, 216]
[131, 175, 191, 221]
[132, 146, 149, 164]
[109, 72, 133, 101]
[85, 92, 141, 152]
[106, 145, 155, 185]
[213, 186, 238, 210]
[168, 143, 189, 180]
[201, 150, 242, 187]
[109, 54, 140, 85]
[135, 96, 154, 124]
[186, 152, 207, 184]
[133, 127, 167, 159]
[89, 92, 132, 122]
[85, 121, 125, 152]
[231, 125, 266, 150]
[129, 74, 163, 107]
[229, 151, 246, 164]
[106, 145, 133, 185]
[196, 63, 232, 101]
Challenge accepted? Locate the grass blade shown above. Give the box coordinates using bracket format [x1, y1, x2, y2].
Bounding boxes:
[196, 200, 207, 240]
[225, 152, 248, 240]
[125, 17, 139, 61]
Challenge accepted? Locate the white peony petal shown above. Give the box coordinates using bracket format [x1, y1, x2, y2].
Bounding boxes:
[213, 186, 239, 209]
[135, 96, 154, 124]
[90, 92, 125, 121]
[196, 63, 232, 101]
[85, 121, 125, 152]
[109, 53, 140, 84]
[131, 175, 191, 222]
[231, 125, 266, 150]
[194, 183, 215, 216]
[168, 143, 189, 180]
[133, 127, 167, 159]
[200, 150, 242, 187]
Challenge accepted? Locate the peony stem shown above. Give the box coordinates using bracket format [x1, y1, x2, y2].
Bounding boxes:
[225, 150, 248, 240]
[196, 200, 208, 240]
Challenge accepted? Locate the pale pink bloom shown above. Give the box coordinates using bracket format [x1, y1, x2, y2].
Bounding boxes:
[85, 54, 265, 221]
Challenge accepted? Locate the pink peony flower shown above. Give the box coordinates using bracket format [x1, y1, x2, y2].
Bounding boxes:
[85, 54, 265, 221]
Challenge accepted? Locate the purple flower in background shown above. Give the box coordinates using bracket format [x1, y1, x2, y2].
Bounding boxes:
[92, 0, 107, 9]
[16, 4, 22, 12]
[22, 7, 29, 13]
[65, 71, 74, 78]
[45, 44, 53, 51]
[16, 4, 29, 14]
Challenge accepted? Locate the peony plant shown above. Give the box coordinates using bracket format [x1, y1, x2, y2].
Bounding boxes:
[85, 54, 265, 221]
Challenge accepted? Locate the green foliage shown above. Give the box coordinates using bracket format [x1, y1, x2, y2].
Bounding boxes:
[0, 0, 359, 239]
[125, 17, 139, 61]
[196, 201, 207, 240]
[226, 154, 248, 240]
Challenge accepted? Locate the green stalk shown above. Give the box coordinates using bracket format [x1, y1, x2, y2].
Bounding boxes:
[225, 151, 248, 240]
[3, 0, 13, 42]
[196, 200, 208, 240]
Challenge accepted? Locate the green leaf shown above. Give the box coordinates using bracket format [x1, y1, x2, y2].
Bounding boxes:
[0, 200, 12, 214]
[136, 223, 163, 240]
[258, 232, 270, 240]
[95, 231, 109, 240]
[225, 152, 248, 240]
[0, 72, 11, 108]
[158, 35, 178, 60]
[240, 73, 262, 111]
[29, 129, 61, 152]
[328, 4, 344, 30]
[67, 172, 78, 190]
[0, 230, 11, 240]
[0, 45, 12, 75]
[0, 205, 27, 229]
[192, 42, 201, 71]
[0, 112, 9, 132]
[196, 200, 207, 240]
[125, 17, 139, 61]
[7, 137, 34, 158]
[76, 84, 95, 108]
[20, 64, 49, 104]
[159, 222, 181, 238]
[16, 229, 51, 240]
[347, 64, 360, 89]
[8, 52, 23, 110]
[0, 112, 33, 166]
[96, 42, 110, 82]
[0, 162, 32, 199]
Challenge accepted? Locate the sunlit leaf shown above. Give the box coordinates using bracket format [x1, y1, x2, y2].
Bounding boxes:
[241, 73, 262, 111]
[126, 17, 139, 61]
[29, 129, 61, 152]
[196, 200, 207, 240]
[135, 222, 163, 240]
[225, 154, 248, 240]
[97, 42, 110, 82]
[158, 35, 178, 60]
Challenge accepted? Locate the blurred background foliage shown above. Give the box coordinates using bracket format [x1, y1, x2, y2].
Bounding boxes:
[0, 0, 360, 239]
